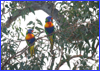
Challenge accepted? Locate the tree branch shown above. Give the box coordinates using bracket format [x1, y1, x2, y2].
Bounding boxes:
[2, 1, 99, 42]
[55, 55, 82, 70]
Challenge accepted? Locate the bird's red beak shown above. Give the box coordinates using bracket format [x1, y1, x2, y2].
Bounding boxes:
[51, 17, 53, 20]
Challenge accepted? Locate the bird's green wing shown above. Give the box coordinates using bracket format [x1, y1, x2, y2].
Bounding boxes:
[45, 28, 49, 35]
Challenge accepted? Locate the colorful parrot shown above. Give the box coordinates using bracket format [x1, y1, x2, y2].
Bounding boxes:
[25, 29, 35, 57]
[45, 16, 54, 52]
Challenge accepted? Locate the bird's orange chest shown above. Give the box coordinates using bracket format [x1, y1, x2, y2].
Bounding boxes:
[45, 22, 53, 28]
[25, 34, 35, 40]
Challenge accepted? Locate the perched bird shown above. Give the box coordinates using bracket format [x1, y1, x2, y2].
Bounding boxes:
[45, 16, 54, 52]
[25, 29, 35, 57]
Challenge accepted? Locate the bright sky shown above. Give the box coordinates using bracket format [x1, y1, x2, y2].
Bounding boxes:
[1, 1, 99, 70]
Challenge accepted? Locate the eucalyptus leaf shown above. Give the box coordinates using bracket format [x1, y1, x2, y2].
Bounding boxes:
[67, 60, 71, 68]
[30, 7, 35, 15]
[35, 27, 43, 32]
[27, 21, 33, 25]
[36, 19, 43, 26]
[5, 4, 9, 8]
[2, 27, 7, 35]
[21, 32, 24, 36]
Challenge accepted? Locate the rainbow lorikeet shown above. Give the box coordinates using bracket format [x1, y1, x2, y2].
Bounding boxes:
[25, 29, 35, 57]
[45, 16, 54, 52]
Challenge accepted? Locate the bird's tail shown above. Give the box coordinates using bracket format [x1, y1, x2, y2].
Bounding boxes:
[49, 35, 54, 52]
[30, 45, 35, 57]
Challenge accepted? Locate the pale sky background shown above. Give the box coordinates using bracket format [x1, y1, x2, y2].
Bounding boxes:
[1, 1, 99, 70]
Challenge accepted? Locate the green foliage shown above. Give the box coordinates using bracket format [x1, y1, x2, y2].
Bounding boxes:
[1, 1, 99, 70]
[35, 27, 43, 32]
[1, 8, 5, 13]
[30, 7, 35, 15]
[2, 27, 8, 35]
[97, 65, 99, 70]
[27, 21, 34, 25]
[5, 4, 9, 8]
[36, 19, 43, 26]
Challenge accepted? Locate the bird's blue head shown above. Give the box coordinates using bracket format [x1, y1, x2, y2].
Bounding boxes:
[45, 16, 53, 22]
[26, 29, 33, 34]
